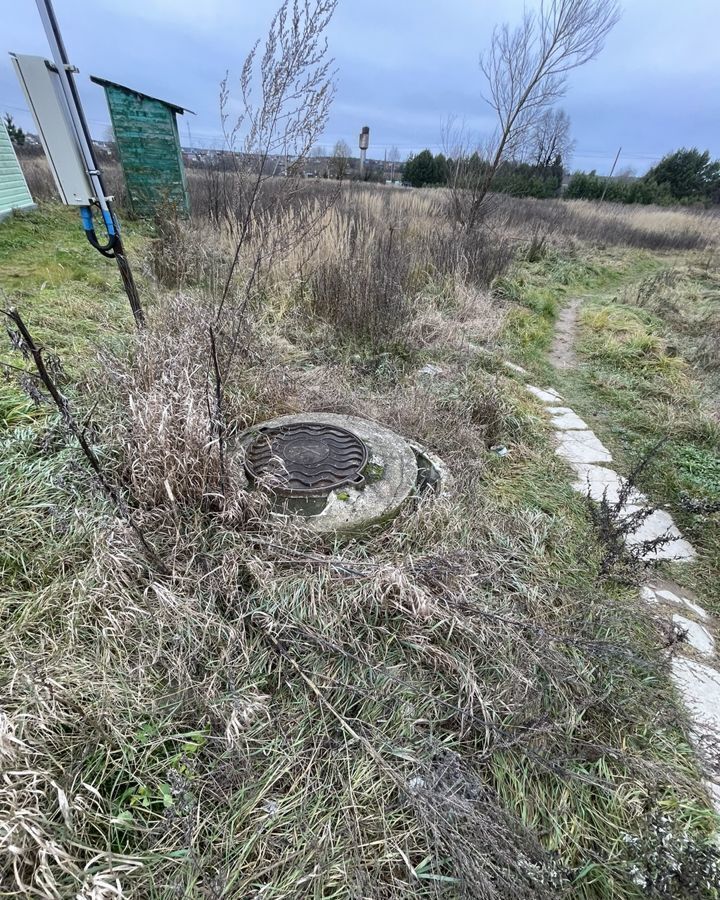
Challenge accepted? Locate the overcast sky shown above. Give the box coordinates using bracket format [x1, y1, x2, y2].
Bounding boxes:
[2, 0, 719, 175]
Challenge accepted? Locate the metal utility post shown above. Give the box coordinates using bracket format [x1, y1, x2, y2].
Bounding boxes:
[359, 126, 369, 179]
[599, 146, 622, 204]
[34, 0, 144, 326]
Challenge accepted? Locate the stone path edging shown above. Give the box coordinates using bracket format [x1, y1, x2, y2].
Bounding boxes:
[522, 377, 720, 814]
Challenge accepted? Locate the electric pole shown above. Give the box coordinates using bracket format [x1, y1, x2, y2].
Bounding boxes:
[600, 146, 622, 203]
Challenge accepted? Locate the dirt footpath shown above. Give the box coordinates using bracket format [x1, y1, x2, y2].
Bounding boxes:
[549, 298, 580, 369]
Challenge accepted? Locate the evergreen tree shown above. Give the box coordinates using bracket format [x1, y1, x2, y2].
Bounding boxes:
[3, 113, 25, 146]
[645, 148, 720, 203]
[433, 152, 449, 184]
[403, 149, 437, 187]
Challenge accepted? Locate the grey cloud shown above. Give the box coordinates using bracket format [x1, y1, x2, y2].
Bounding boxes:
[1, 0, 718, 174]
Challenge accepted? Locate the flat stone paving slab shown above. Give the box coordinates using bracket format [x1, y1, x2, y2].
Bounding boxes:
[654, 587, 709, 620]
[555, 430, 613, 465]
[625, 509, 697, 562]
[550, 409, 590, 430]
[526, 385, 563, 404]
[570, 462, 647, 506]
[671, 657, 720, 733]
[673, 614, 715, 657]
[672, 656, 720, 814]
[530, 353, 716, 809]
[640, 585, 658, 604]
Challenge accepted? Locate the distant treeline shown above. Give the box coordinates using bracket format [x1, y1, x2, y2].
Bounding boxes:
[403, 149, 564, 199]
[566, 149, 720, 206]
[404, 147, 720, 207]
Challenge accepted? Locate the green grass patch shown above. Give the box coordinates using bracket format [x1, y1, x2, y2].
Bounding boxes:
[0, 204, 146, 380]
[497, 248, 667, 375]
[542, 257, 720, 609]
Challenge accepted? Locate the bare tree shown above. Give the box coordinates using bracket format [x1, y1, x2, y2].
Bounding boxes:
[329, 139, 351, 180]
[528, 107, 574, 169]
[388, 145, 400, 182]
[452, 0, 620, 230]
[209, 0, 339, 476]
[217, 0, 338, 311]
[311, 143, 328, 177]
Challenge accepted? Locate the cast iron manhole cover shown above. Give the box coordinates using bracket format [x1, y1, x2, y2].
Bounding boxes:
[244, 422, 369, 496]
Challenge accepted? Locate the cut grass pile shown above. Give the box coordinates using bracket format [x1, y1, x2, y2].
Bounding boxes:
[2, 198, 720, 898]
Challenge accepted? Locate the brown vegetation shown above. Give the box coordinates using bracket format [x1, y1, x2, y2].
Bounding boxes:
[5, 149, 720, 897]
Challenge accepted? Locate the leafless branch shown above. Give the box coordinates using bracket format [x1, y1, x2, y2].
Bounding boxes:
[217, 0, 338, 313]
[208, 325, 226, 495]
[450, 0, 620, 230]
[3, 307, 168, 574]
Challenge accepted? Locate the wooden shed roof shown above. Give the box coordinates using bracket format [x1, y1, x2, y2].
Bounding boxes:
[90, 76, 194, 116]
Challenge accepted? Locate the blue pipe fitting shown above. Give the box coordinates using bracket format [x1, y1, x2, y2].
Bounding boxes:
[80, 205, 94, 232]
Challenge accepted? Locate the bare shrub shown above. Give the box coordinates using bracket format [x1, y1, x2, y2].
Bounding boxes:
[584, 442, 676, 581]
[101, 294, 272, 516]
[216, 0, 338, 311]
[310, 217, 414, 346]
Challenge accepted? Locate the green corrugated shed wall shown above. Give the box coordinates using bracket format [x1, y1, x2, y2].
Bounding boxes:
[92, 78, 189, 218]
[0, 118, 35, 221]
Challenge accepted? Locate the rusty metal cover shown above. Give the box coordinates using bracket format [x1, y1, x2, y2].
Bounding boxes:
[244, 422, 368, 496]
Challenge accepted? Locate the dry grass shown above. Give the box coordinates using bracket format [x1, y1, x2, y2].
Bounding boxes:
[144, 181, 514, 350]
[19, 150, 719, 257]
[497, 194, 720, 252]
[18, 153, 127, 209]
[4, 173, 720, 897]
[626, 263, 720, 390]
[3, 288, 719, 898]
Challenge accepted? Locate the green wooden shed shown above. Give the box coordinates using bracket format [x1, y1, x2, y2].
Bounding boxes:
[91, 76, 191, 217]
[0, 118, 35, 222]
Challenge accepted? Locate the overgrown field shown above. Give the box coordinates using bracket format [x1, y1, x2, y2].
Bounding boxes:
[2, 181, 720, 899]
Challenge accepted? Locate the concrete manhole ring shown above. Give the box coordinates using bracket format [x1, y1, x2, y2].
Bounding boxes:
[237, 412, 440, 533]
